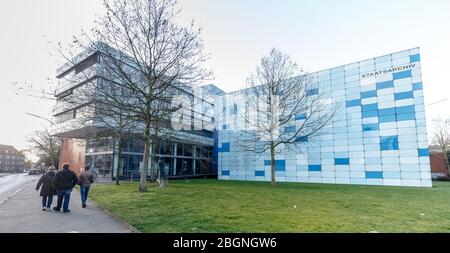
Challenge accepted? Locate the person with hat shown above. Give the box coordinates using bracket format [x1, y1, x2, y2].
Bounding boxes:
[35, 166, 57, 211]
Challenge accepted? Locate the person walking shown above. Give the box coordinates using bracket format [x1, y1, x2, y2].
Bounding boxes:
[78, 165, 94, 208]
[35, 166, 57, 211]
[52, 163, 78, 213]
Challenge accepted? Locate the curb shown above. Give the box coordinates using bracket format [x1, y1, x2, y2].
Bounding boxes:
[0, 179, 36, 206]
[89, 199, 142, 233]
[73, 187, 141, 233]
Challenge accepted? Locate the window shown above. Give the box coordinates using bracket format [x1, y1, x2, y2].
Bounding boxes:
[55, 110, 75, 124]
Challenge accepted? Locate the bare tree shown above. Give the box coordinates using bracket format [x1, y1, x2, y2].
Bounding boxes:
[431, 118, 450, 176]
[242, 48, 338, 186]
[55, 0, 211, 192]
[26, 128, 61, 169]
[92, 0, 210, 192]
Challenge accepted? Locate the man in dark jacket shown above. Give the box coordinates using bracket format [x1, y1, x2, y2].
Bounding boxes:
[52, 163, 78, 213]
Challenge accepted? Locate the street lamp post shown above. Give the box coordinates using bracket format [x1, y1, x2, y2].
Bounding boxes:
[25, 112, 55, 125]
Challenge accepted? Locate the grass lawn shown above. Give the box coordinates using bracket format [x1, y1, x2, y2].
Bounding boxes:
[89, 179, 450, 233]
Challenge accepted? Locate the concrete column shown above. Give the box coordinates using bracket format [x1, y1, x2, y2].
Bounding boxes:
[113, 138, 120, 178]
[193, 147, 196, 175]
[173, 143, 177, 176]
[148, 142, 152, 176]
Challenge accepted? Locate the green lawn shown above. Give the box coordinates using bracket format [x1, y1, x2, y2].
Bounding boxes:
[89, 179, 450, 233]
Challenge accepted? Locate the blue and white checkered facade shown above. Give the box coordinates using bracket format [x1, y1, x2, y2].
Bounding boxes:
[216, 48, 431, 187]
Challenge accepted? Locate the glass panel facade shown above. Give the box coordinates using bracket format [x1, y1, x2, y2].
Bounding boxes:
[217, 48, 431, 187]
[84, 137, 214, 180]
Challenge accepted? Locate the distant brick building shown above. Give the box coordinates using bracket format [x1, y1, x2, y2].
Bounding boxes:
[0, 144, 25, 173]
[430, 152, 450, 179]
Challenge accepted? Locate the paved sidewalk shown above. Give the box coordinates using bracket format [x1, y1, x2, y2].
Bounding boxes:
[0, 179, 135, 233]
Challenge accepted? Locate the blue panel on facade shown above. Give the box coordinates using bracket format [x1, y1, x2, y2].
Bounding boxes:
[413, 82, 423, 90]
[376, 80, 394, 90]
[346, 99, 361, 107]
[393, 70, 412, 80]
[396, 105, 415, 114]
[363, 123, 379, 131]
[264, 160, 286, 171]
[366, 171, 383, 179]
[276, 160, 286, 171]
[284, 126, 296, 133]
[379, 114, 397, 123]
[362, 110, 378, 118]
[380, 136, 399, 151]
[306, 89, 319, 96]
[418, 148, 429, 157]
[275, 160, 286, 166]
[378, 108, 396, 116]
[295, 113, 307, 120]
[361, 90, 377, 99]
[275, 166, 285, 172]
[221, 170, 230, 176]
[219, 142, 230, 153]
[396, 112, 415, 121]
[308, 165, 322, 171]
[335, 158, 350, 165]
[223, 124, 228, 130]
[395, 91, 414, 100]
[255, 171, 265, 177]
[295, 136, 308, 143]
[410, 54, 420, 62]
[362, 103, 378, 112]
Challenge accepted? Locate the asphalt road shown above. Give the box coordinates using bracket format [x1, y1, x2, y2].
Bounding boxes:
[0, 173, 36, 204]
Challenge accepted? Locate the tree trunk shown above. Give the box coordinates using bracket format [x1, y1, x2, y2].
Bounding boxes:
[139, 124, 151, 192]
[150, 141, 156, 182]
[115, 136, 122, 186]
[50, 142, 55, 167]
[150, 127, 159, 182]
[50, 154, 55, 167]
[270, 140, 276, 187]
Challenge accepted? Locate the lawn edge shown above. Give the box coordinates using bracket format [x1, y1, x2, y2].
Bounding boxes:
[74, 186, 142, 233]
[89, 197, 142, 233]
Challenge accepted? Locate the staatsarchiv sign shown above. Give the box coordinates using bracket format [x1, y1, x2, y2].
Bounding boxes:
[361, 63, 417, 79]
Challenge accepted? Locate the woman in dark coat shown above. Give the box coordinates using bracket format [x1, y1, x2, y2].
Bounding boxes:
[35, 166, 57, 211]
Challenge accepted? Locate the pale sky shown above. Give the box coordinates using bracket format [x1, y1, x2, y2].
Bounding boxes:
[1, 0, 450, 157]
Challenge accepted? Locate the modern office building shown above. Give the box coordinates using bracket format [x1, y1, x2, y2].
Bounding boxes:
[53, 46, 431, 187]
[52, 44, 222, 179]
[0, 144, 25, 173]
[217, 47, 432, 187]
